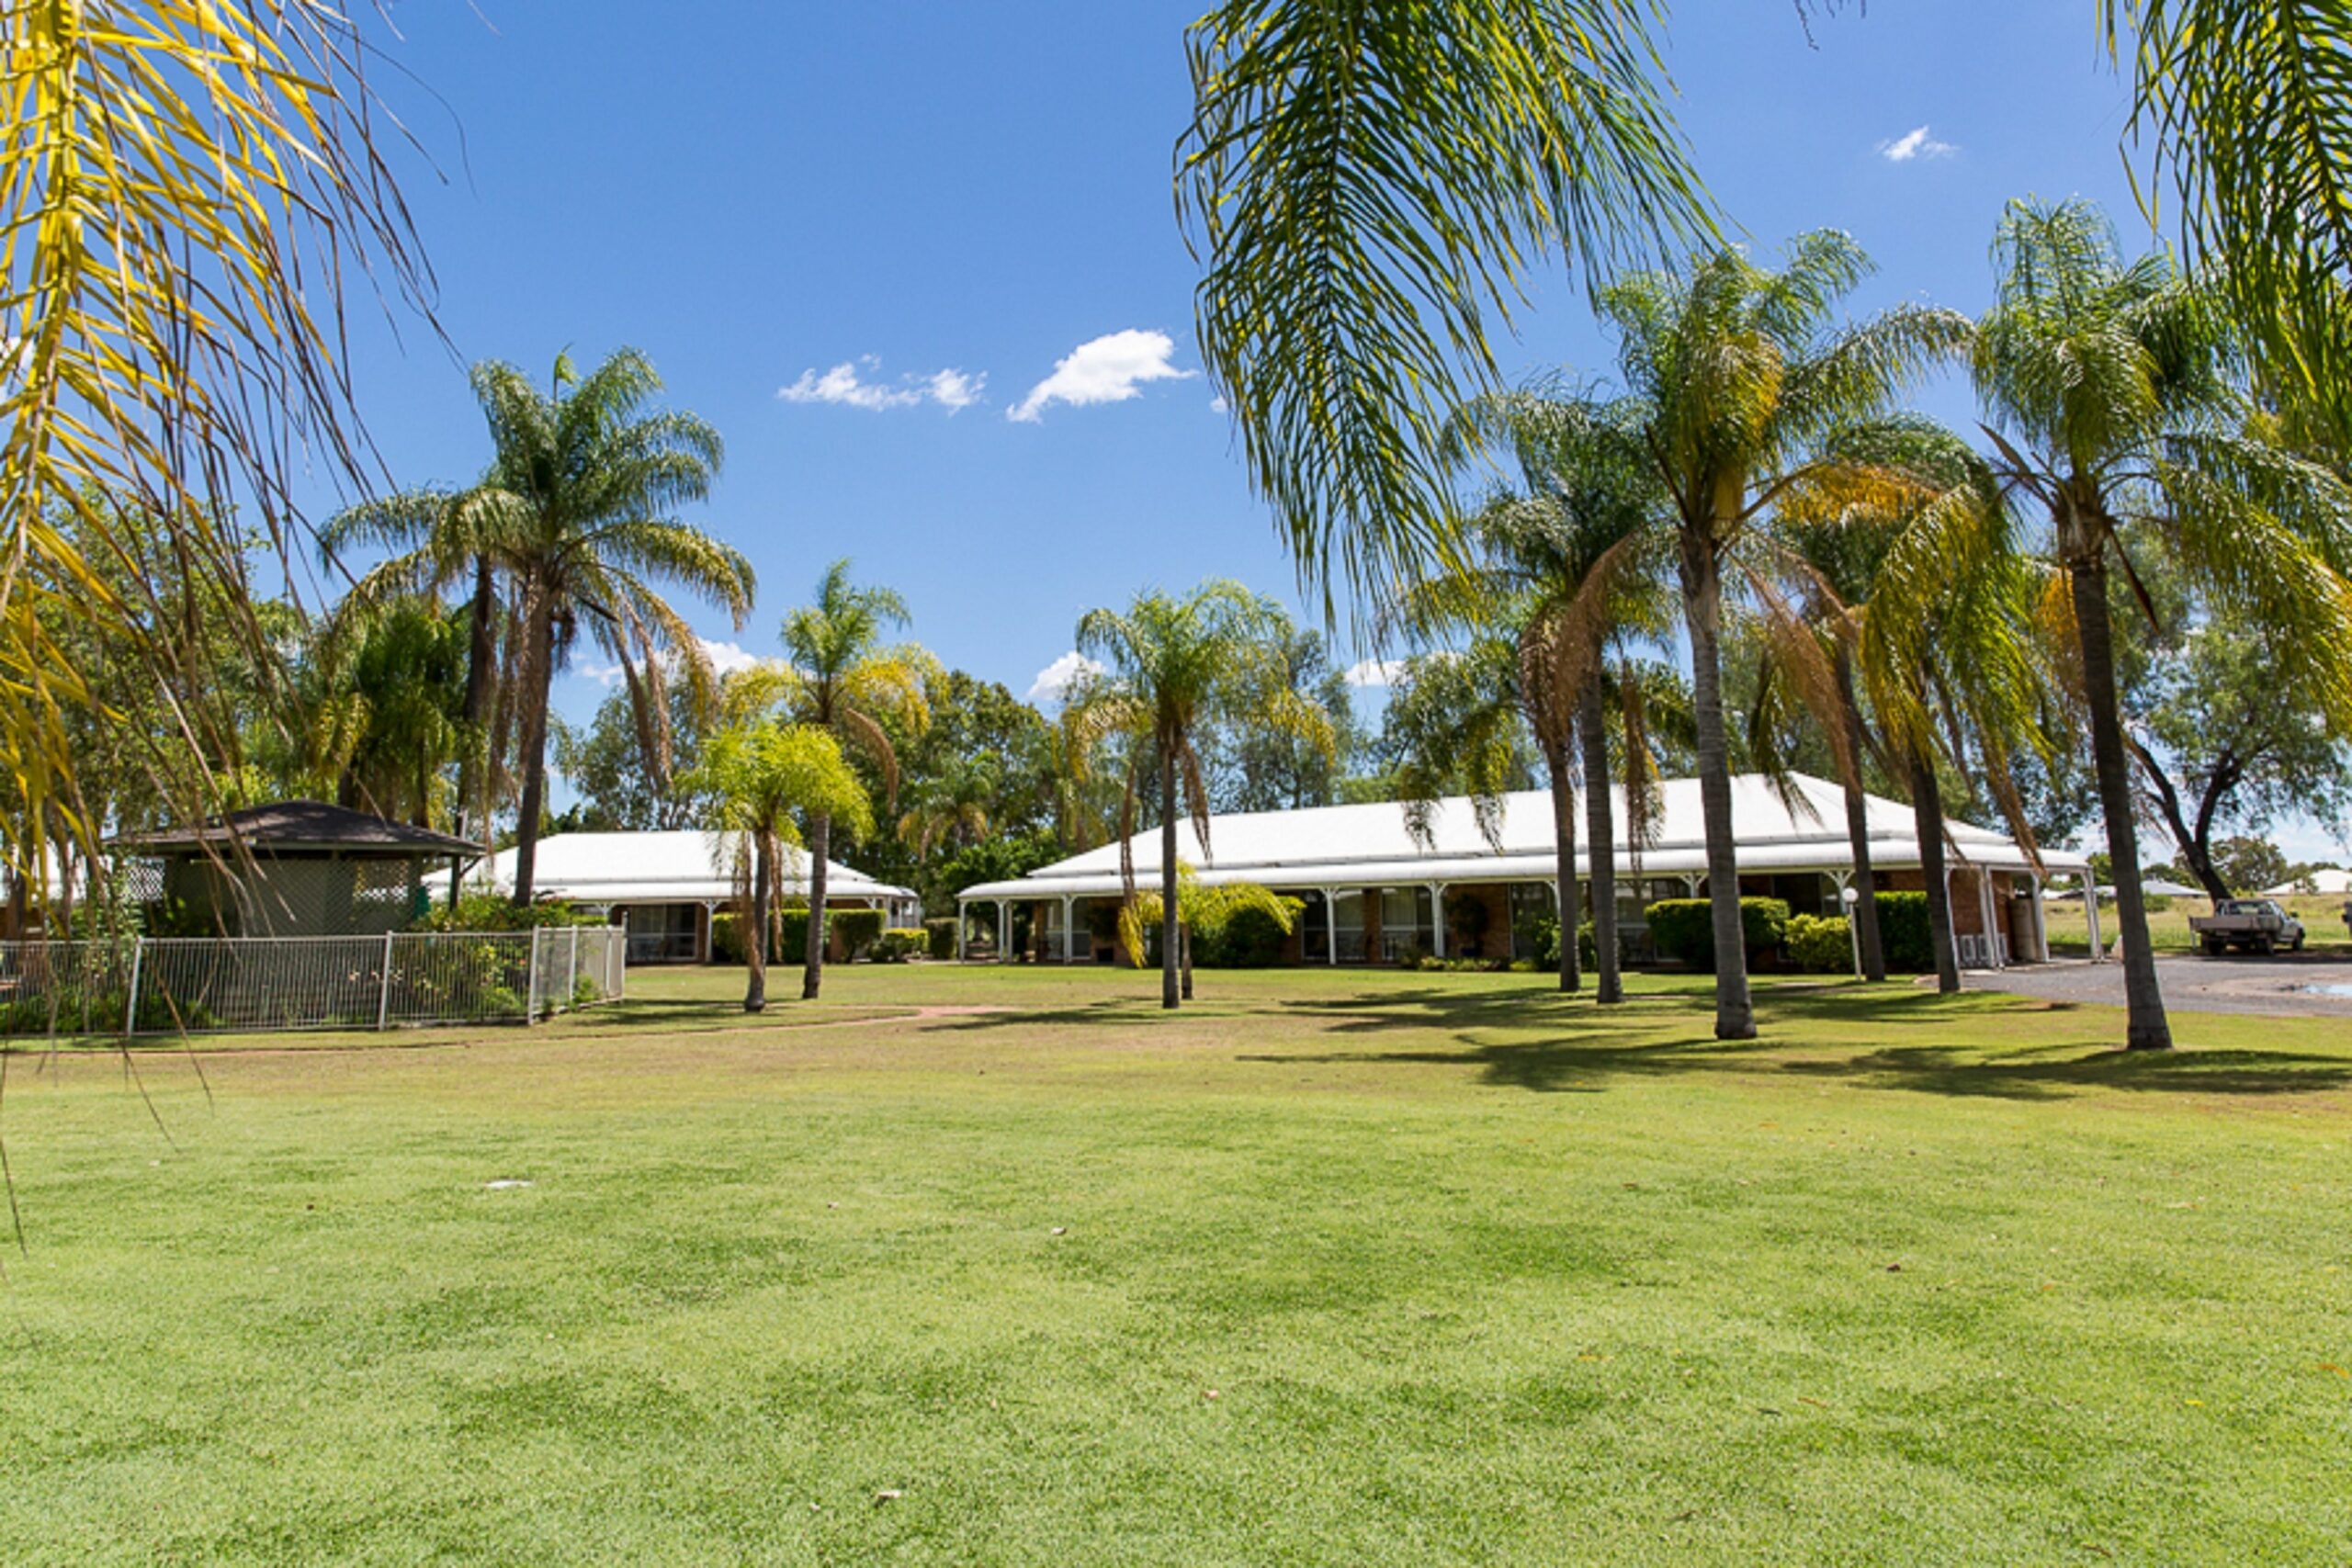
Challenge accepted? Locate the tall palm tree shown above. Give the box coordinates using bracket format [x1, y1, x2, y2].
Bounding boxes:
[1179, 0, 1709, 618]
[1396, 388, 1674, 998]
[897, 753, 999, 859]
[324, 350, 754, 906]
[1599, 233, 1971, 1038]
[1068, 581, 1335, 1010]
[298, 596, 474, 829]
[1972, 198, 2352, 1050]
[687, 720, 872, 1014]
[738, 561, 932, 1001]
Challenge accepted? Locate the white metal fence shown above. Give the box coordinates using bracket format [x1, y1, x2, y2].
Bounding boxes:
[0, 927, 625, 1038]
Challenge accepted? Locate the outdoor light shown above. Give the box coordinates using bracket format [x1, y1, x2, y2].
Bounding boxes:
[1842, 885, 1862, 980]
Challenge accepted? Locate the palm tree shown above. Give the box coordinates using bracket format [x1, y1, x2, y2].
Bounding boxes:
[1599, 234, 1971, 1038]
[738, 561, 932, 1001]
[1068, 581, 1335, 1010]
[324, 350, 754, 906]
[897, 753, 998, 859]
[299, 596, 474, 829]
[1118, 867, 1300, 1002]
[688, 721, 872, 1013]
[0, 4, 429, 897]
[1179, 0, 1709, 617]
[1412, 388, 1676, 999]
[1972, 198, 2352, 1050]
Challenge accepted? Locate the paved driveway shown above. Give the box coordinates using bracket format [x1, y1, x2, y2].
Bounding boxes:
[1967, 952, 2352, 1018]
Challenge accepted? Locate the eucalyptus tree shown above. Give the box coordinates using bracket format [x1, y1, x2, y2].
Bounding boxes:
[1599, 234, 1970, 1038]
[1068, 581, 1335, 1010]
[324, 350, 754, 905]
[1392, 389, 1675, 998]
[687, 722, 872, 1014]
[735, 561, 932, 1000]
[1973, 198, 2352, 1050]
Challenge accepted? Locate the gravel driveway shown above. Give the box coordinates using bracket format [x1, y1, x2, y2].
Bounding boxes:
[1966, 952, 2352, 1018]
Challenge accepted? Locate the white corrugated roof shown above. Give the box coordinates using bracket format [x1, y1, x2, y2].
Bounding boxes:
[2265, 867, 2352, 896]
[448, 830, 914, 905]
[957, 773, 2086, 901]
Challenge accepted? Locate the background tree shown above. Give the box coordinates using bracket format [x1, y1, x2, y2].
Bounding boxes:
[296, 597, 474, 829]
[1973, 197, 2352, 1048]
[556, 671, 715, 831]
[1600, 232, 1969, 1036]
[740, 561, 932, 1000]
[1203, 621, 1364, 813]
[1069, 581, 1334, 1010]
[687, 722, 871, 1013]
[326, 350, 753, 906]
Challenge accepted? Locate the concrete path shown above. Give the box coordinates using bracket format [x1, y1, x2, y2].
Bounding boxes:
[1966, 953, 2352, 1019]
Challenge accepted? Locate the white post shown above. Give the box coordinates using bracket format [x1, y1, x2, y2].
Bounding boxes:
[1943, 868, 1964, 972]
[998, 901, 1011, 963]
[526, 927, 541, 1024]
[956, 900, 969, 962]
[122, 937, 144, 1037]
[1429, 883, 1447, 958]
[376, 929, 395, 1032]
[1980, 874, 2004, 970]
[1323, 889, 1339, 964]
[2030, 875, 2049, 964]
[565, 926, 580, 1008]
[1062, 896, 1077, 964]
[2086, 883, 2105, 963]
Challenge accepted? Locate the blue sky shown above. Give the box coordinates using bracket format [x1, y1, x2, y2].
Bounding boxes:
[313, 2, 2345, 861]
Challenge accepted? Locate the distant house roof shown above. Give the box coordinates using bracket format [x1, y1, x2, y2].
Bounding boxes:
[2264, 867, 2352, 897]
[110, 801, 481, 859]
[445, 830, 916, 906]
[957, 772, 2089, 903]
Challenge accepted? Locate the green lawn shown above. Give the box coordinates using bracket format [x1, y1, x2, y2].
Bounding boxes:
[2, 964, 2347, 1564]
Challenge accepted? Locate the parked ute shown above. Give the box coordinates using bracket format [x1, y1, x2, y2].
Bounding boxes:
[2188, 899, 2307, 956]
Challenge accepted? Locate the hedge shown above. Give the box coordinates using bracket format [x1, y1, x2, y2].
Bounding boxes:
[1644, 897, 1790, 970]
[830, 908, 884, 960]
[876, 928, 927, 963]
[1872, 890, 1934, 973]
[924, 917, 959, 960]
[1198, 903, 1291, 967]
[1785, 912, 1851, 973]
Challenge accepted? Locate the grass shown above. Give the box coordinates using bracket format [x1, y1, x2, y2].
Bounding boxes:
[2042, 891, 2351, 956]
[1, 963, 2348, 1564]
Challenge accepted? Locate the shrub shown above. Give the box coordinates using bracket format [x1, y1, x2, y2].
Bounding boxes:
[1514, 912, 1560, 969]
[710, 911, 746, 965]
[1644, 897, 1790, 971]
[876, 928, 928, 964]
[924, 917, 959, 960]
[412, 892, 605, 933]
[1577, 919, 1598, 970]
[1873, 891, 1933, 973]
[776, 904, 814, 964]
[1201, 903, 1292, 967]
[831, 908, 885, 961]
[1785, 912, 1852, 973]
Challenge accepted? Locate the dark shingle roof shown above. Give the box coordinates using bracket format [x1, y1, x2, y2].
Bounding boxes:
[109, 801, 481, 859]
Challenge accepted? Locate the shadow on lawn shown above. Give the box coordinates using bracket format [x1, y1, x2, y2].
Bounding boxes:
[1240, 984, 2352, 1102]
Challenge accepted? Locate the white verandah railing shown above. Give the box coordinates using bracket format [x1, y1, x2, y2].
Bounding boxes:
[0, 928, 625, 1038]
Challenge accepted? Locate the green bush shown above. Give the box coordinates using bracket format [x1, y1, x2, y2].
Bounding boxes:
[876, 928, 927, 964]
[776, 905, 813, 964]
[1577, 919, 1598, 970]
[1786, 913, 1852, 973]
[924, 917, 959, 960]
[1514, 912, 1560, 969]
[1199, 903, 1292, 967]
[1644, 897, 1790, 971]
[1873, 891, 1933, 973]
[412, 892, 605, 933]
[831, 908, 884, 961]
[709, 911, 745, 965]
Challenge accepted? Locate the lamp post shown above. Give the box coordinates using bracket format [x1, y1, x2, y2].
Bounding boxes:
[1841, 885, 1862, 981]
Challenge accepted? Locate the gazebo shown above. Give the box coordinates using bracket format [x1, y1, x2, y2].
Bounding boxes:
[110, 801, 481, 938]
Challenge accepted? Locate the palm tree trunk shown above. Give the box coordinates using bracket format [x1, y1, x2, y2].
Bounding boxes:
[1835, 652, 1887, 983]
[1910, 750, 1962, 995]
[803, 811, 831, 1000]
[1679, 536, 1756, 1040]
[745, 833, 772, 1013]
[1181, 921, 1194, 1000]
[2069, 551, 2173, 1050]
[1547, 739, 1581, 993]
[509, 587, 556, 908]
[1580, 684, 1623, 1005]
[457, 556, 497, 842]
[1159, 755, 1181, 1010]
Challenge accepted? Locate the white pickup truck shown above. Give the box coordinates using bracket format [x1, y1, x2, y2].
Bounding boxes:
[2188, 899, 2307, 956]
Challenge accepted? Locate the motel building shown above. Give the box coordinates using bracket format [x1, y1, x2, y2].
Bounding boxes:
[452, 830, 919, 964]
[956, 773, 2093, 973]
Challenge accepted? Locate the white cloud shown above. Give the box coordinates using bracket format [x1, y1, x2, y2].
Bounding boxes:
[1209, 394, 1229, 414]
[576, 661, 626, 688]
[1342, 658, 1410, 689]
[779, 355, 985, 412]
[1027, 650, 1104, 704]
[696, 637, 761, 677]
[1878, 125, 1956, 164]
[1009, 329, 1193, 423]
